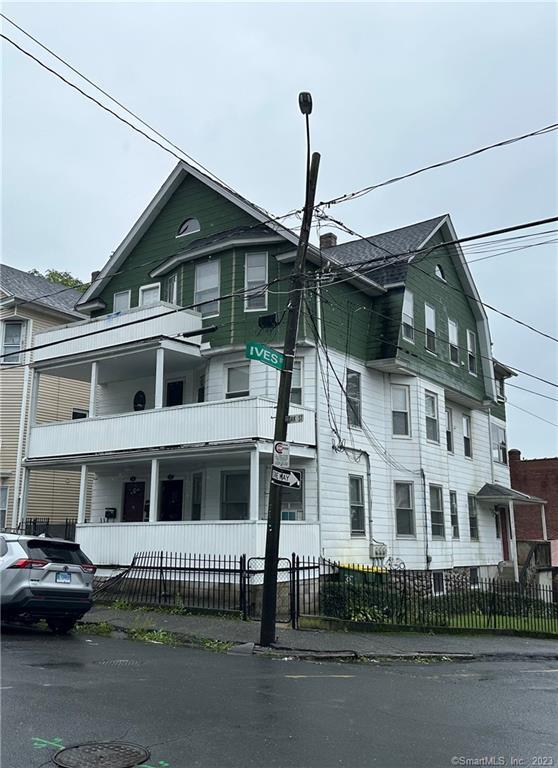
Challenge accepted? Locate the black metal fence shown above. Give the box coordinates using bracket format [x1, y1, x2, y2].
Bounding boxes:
[0, 518, 76, 541]
[92, 552, 558, 635]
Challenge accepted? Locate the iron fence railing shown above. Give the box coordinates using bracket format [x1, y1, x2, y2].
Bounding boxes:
[0, 518, 76, 541]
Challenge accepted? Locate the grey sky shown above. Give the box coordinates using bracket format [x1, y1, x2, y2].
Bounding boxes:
[2, 2, 557, 457]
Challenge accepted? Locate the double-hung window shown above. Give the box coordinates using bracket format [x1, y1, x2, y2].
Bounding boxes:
[468, 495, 479, 540]
[402, 290, 414, 342]
[463, 414, 472, 457]
[349, 476, 365, 536]
[395, 482, 415, 536]
[113, 290, 131, 313]
[445, 406, 454, 452]
[467, 330, 477, 375]
[139, 283, 160, 307]
[226, 364, 249, 399]
[221, 472, 249, 520]
[448, 319, 459, 364]
[2, 321, 24, 364]
[245, 253, 268, 311]
[167, 274, 178, 305]
[425, 304, 436, 353]
[346, 369, 361, 427]
[392, 384, 410, 436]
[290, 360, 303, 405]
[0, 485, 8, 529]
[492, 424, 507, 464]
[194, 260, 220, 317]
[282, 470, 304, 520]
[425, 391, 439, 442]
[449, 490, 459, 539]
[430, 485, 445, 538]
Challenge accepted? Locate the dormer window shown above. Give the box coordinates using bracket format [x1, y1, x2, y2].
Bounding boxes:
[176, 217, 201, 238]
[435, 264, 446, 281]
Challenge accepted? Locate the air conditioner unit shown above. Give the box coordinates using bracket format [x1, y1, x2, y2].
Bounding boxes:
[370, 541, 388, 560]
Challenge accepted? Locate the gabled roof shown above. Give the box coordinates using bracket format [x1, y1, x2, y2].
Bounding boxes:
[321, 215, 447, 286]
[0, 263, 84, 318]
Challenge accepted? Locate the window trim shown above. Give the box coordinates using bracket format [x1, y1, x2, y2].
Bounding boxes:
[402, 289, 414, 343]
[394, 481, 416, 538]
[445, 406, 454, 453]
[289, 358, 303, 406]
[349, 475, 366, 537]
[492, 423, 508, 465]
[391, 384, 411, 438]
[429, 484, 445, 539]
[1, 320, 25, 365]
[167, 274, 178, 305]
[449, 490, 460, 539]
[0, 484, 9, 529]
[220, 470, 250, 521]
[468, 494, 479, 541]
[448, 318, 459, 365]
[194, 259, 220, 318]
[176, 217, 201, 239]
[425, 391, 440, 443]
[425, 303, 436, 354]
[346, 369, 362, 428]
[113, 290, 131, 313]
[463, 414, 473, 459]
[244, 252, 268, 312]
[467, 329, 478, 376]
[225, 362, 250, 399]
[139, 283, 161, 307]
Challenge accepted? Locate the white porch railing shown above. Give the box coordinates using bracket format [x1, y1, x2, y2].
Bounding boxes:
[33, 302, 202, 363]
[28, 397, 316, 459]
[77, 521, 321, 565]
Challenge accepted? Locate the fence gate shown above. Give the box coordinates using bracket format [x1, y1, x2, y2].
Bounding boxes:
[247, 557, 296, 627]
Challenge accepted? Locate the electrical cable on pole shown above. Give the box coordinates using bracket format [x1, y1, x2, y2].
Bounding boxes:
[259, 93, 320, 647]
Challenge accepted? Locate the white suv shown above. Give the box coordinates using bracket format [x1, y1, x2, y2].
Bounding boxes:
[0, 534, 95, 633]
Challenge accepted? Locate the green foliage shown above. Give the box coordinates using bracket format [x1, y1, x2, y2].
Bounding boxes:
[75, 621, 113, 636]
[29, 268, 85, 290]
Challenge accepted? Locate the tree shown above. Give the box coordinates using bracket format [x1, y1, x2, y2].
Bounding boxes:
[29, 269, 85, 290]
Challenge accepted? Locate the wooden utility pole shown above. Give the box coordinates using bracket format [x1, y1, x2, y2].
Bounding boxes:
[259, 148, 320, 647]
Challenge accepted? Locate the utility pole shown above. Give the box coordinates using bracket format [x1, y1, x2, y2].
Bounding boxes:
[259, 93, 320, 647]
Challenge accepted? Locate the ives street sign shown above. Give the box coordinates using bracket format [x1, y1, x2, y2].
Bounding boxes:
[245, 341, 285, 371]
[271, 467, 302, 489]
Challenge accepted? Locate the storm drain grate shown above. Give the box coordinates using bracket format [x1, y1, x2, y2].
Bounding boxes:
[53, 742, 150, 768]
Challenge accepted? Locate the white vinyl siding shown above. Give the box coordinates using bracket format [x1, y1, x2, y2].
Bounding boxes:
[425, 391, 439, 442]
[139, 283, 161, 307]
[467, 330, 477, 375]
[391, 384, 410, 436]
[245, 253, 268, 311]
[395, 482, 415, 536]
[402, 290, 414, 342]
[113, 291, 131, 313]
[194, 260, 220, 317]
[448, 319, 459, 364]
[425, 303, 436, 353]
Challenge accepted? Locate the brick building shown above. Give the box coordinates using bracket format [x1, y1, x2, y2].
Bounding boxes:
[509, 449, 558, 541]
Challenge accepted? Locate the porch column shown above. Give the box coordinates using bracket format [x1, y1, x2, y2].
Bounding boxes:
[249, 447, 260, 521]
[77, 465, 88, 524]
[540, 503, 548, 541]
[16, 468, 30, 526]
[89, 361, 98, 417]
[154, 348, 165, 409]
[149, 459, 159, 522]
[508, 500, 519, 582]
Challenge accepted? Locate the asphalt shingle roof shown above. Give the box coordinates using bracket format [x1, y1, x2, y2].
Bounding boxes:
[323, 215, 447, 286]
[0, 263, 84, 317]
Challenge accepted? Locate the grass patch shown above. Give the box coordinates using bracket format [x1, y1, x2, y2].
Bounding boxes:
[127, 628, 179, 646]
[447, 613, 558, 634]
[75, 621, 113, 637]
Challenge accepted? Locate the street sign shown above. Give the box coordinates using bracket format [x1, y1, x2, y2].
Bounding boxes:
[271, 467, 302, 489]
[287, 413, 304, 424]
[273, 441, 290, 468]
[245, 341, 285, 371]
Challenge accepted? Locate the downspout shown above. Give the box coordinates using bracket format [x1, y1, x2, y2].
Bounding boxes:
[12, 318, 33, 527]
[416, 381, 430, 570]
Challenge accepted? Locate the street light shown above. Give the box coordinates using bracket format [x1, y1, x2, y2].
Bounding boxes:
[298, 92, 313, 115]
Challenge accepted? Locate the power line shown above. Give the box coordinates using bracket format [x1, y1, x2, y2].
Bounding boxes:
[506, 401, 558, 428]
[506, 383, 558, 403]
[318, 212, 558, 343]
[314, 122, 558, 210]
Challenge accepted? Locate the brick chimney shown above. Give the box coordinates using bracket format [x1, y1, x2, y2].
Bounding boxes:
[508, 449, 521, 463]
[320, 232, 337, 249]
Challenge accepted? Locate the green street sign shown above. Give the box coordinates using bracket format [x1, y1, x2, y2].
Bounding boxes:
[245, 341, 285, 371]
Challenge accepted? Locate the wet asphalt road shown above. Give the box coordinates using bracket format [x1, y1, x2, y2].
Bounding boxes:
[1, 625, 557, 768]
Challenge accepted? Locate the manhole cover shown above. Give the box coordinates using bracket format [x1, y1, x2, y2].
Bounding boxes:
[53, 742, 150, 768]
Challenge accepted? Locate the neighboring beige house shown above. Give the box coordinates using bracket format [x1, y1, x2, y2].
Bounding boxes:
[0, 264, 90, 530]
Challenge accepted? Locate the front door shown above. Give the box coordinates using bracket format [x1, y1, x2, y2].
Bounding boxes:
[160, 480, 183, 521]
[122, 482, 145, 522]
[498, 506, 510, 561]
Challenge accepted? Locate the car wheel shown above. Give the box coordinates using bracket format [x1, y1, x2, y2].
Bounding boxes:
[47, 619, 76, 635]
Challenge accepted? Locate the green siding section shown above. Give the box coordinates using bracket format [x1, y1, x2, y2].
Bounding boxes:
[399, 237, 488, 401]
[319, 281, 374, 362]
[94, 175, 258, 315]
[491, 395, 507, 422]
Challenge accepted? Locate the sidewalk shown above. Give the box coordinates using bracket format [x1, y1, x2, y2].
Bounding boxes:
[80, 606, 558, 661]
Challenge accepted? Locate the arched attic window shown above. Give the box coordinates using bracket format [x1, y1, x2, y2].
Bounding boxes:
[435, 264, 446, 281]
[176, 217, 201, 238]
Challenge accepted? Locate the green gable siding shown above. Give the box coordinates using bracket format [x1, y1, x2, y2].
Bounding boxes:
[319, 281, 374, 362]
[93, 175, 258, 315]
[398, 239, 487, 401]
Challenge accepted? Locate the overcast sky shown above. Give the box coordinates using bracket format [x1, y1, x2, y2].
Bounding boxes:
[2, 2, 557, 457]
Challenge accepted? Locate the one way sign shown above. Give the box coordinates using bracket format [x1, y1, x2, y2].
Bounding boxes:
[271, 466, 302, 489]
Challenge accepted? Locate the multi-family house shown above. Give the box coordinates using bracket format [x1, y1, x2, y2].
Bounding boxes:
[0, 264, 89, 531]
[20, 161, 521, 585]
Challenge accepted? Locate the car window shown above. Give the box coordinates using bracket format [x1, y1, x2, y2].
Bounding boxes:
[0, 537, 7, 557]
[24, 540, 91, 565]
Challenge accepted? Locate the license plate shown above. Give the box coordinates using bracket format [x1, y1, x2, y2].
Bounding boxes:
[55, 572, 71, 584]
